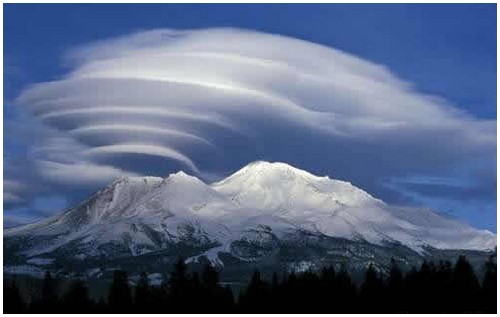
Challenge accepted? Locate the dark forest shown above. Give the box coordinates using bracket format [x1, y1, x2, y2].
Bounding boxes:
[4, 255, 496, 314]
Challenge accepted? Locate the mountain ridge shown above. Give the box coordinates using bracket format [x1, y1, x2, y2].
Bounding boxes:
[4, 161, 496, 278]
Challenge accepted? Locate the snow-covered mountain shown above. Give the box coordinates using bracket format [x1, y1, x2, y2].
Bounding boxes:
[4, 161, 496, 278]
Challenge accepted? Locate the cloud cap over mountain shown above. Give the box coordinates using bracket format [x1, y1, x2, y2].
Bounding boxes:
[7, 28, 496, 229]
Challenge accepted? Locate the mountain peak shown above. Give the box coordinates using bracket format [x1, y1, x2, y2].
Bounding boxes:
[165, 170, 207, 187]
[214, 160, 327, 187]
[242, 160, 313, 173]
[106, 176, 164, 194]
[167, 170, 192, 179]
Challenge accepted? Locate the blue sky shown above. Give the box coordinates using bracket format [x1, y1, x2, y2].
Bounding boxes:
[4, 4, 497, 231]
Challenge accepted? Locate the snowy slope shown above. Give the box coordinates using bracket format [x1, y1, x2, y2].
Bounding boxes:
[5, 161, 496, 268]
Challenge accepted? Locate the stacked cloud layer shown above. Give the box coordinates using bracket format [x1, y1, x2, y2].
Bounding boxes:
[8, 28, 495, 219]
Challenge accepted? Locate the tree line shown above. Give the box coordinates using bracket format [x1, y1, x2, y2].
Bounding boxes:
[4, 255, 496, 313]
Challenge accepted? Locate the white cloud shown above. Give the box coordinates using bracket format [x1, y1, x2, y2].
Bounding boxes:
[14, 28, 495, 196]
[35, 160, 139, 186]
[4, 179, 28, 205]
[4, 192, 23, 204]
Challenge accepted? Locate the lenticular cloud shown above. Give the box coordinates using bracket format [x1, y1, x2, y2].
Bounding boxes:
[17, 28, 495, 187]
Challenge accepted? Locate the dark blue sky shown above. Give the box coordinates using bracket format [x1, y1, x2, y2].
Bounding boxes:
[4, 4, 497, 231]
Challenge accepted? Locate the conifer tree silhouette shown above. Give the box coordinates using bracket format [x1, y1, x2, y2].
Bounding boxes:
[282, 271, 298, 312]
[188, 271, 203, 313]
[200, 264, 228, 312]
[335, 264, 357, 313]
[482, 255, 497, 313]
[452, 255, 481, 312]
[360, 264, 384, 313]
[239, 270, 270, 313]
[318, 266, 336, 311]
[108, 270, 132, 313]
[61, 279, 91, 312]
[168, 258, 190, 312]
[95, 296, 107, 312]
[387, 258, 403, 312]
[435, 260, 453, 312]
[269, 272, 281, 313]
[134, 272, 150, 312]
[419, 260, 439, 312]
[40, 271, 58, 312]
[4, 280, 25, 313]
